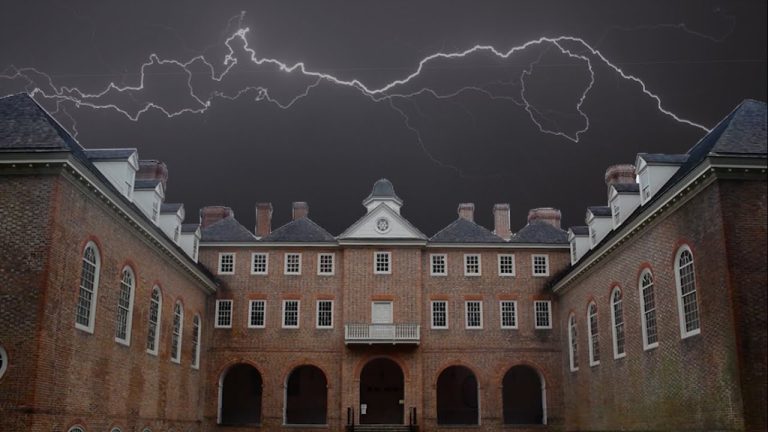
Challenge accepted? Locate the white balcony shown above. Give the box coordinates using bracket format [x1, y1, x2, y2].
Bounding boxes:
[344, 323, 420, 345]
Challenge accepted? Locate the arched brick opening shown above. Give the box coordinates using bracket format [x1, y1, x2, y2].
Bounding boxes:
[285, 365, 328, 425]
[502, 365, 545, 425]
[360, 357, 404, 424]
[436, 365, 479, 425]
[219, 363, 263, 425]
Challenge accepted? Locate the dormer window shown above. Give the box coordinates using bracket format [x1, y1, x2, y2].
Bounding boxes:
[152, 200, 160, 222]
[640, 169, 651, 200]
[612, 202, 620, 225]
[173, 225, 181, 243]
[571, 241, 577, 263]
[590, 227, 597, 245]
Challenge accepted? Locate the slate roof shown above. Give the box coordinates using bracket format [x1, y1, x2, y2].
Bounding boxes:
[181, 223, 200, 233]
[134, 179, 161, 190]
[430, 218, 504, 243]
[161, 203, 184, 213]
[364, 178, 402, 204]
[262, 217, 336, 243]
[638, 153, 688, 165]
[613, 183, 640, 193]
[569, 226, 589, 236]
[84, 148, 137, 160]
[587, 206, 612, 217]
[510, 221, 568, 244]
[200, 217, 257, 242]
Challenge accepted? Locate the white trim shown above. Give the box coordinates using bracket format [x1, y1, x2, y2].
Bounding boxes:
[250, 252, 269, 275]
[464, 254, 481, 276]
[75, 241, 101, 334]
[248, 299, 267, 329]
[464, 300, 483, 329]
[567, 313, 579, 372]
[317, 253, 335, 276]
[374, 251, 392, 275]
[170, 301, 184, 364]
[0, 345, 8, 379]
[674, 245, 701, 339]
[191, 314, 201, 370]
[282, 300, 300, 328]
[427, 242, 569, 249]
[146, 286, 162, 355]
[610, 287, 626, 359]
[534, 300, 552, 329]
[531, 254, 550, 277]
[67, 426, 86, 432]
[114, 266, 136, 346]
[639, 269, 659, 351]
[587, 302, 600, 367]
[499, 300, 518, 329]
[284, 252, 302, 275]
[316, 300, 334, 329]
[430, 300, 449, 329]
[217, 252, 235, 275]
[430, 254, 448, 276]
[203, 242, 338, 248]
[215, 299, 233, 329]
[497, 254, 516, 276]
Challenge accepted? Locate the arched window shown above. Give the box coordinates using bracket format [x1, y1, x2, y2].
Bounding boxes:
[0, 345, 8, 378]
[68, 426, 86, 432]
[587, 302, 600, 366]
[171, 302, 184, 363]
[75, 242, 101, 333]
[191, 315, 201, 369]
[502, 365, 546, 425]
[610, 288, 625, 358]
[639, 269, 658, 349]
[115, 266, 136, 345]
[568, 314, 578, 371]
[675, 246, 700, 338]
[146, 286, 162, 355]
[285, 365, 327, 425]
[219, 363, 263, 425]
[436, 366, 479, 425]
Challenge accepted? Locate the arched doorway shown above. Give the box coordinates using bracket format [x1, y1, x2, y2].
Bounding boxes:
[219, 363, 263, 425]
[502, 365, 545, 425]
[436, 366, 479, 425]
[285, 365, 328, 425]
[360, 358, 404, 424]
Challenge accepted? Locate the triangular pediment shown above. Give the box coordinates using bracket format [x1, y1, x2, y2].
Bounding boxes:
[339, 203, 426, 240]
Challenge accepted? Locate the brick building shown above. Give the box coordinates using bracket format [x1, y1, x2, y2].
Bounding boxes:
[0, 92, 765, 432]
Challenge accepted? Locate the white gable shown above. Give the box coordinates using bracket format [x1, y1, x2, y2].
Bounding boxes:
[339, 203, 426, 240]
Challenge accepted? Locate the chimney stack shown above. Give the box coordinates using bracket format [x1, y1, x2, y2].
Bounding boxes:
[137, 160, 169, 189]
[527, 207, 562, 229]
[292, 202, 309, 221]
[604, 164, 636, 198]
[458, 203, 475, 222]
[200, 206, 233, 228]
[493, 203, 511, 240]
[255, 202, 273, 237]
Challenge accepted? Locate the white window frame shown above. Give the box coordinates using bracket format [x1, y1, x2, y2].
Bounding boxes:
[316, 300, 334, 329]
[218, 252, 235, 275]
[170, 301, 184, 364]
[115, 266, 136, 346]
[248, 300, 266, 329]
[534, 300, 552, 329]
[374, 251, 392, 275]
[500, 300, 518, 329]
[430, 254, 447, 276]
[610, 287, 626, 359]
[146, 286, 162, 356]
[0, 345, 8, 379]
[251, 252, 269, 275]
[464, 254, 481, 276]
[68, 426, 86, 432]
[284, 253, 302, 275]
[317, 253, 335, 276]
[639, 269, 659, 350]
[568, 313, 579, 372]
[75, 241, 101, 334]
[215, 299, 233, 329]
[674, 245, 701, 339]
[587, 302, 600, 367]
[282, 300, 300, 328]
[191, 314, 201, 370]
[464, 300, 483, 329]
[430, 300, 448, 329]
[531, 254, 550, 277]
[498, 254, 516, 277]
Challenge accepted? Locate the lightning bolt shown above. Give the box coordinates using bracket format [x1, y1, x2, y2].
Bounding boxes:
[1, 12, 711, 175]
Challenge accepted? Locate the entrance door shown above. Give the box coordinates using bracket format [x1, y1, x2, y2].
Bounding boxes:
[360, 358, 404, 424]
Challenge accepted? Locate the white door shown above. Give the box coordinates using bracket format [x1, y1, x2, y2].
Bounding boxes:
[371, 302, 393, 324]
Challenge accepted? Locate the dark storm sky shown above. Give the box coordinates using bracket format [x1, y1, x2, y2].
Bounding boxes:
[1, 1, 766, 235]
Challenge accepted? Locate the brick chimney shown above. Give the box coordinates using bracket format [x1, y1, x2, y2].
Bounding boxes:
[292, 202, 309, 220]
[605, 164, 636, 198]
[493, 203, 511, 240]
[137, 160, 169, 189]
[458, 203, 475, 222]
[528, 207, 562, 229]
[255, 202, 273, 237]
[200, 206, 233, 228]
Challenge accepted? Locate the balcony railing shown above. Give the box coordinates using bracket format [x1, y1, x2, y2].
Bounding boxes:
[344, 323, 420, 345]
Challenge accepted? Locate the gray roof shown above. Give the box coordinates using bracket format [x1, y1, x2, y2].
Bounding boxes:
[613, 183, 640, 194]
[587, 206, 612, 217]
[0, 94, 70, 150]
[430, 218, 504, 243]
[161, 203, 184, 213]
[510, 221, 568, 244]
[638, 153, 688, 165]
[181, 223, 200, 233]
[262, 217, 336, 243]
[569, 226, 589, 236]
[84, 148, 137, 161]
[364, 178, 402, 204]
[201, 217, 257, 242]
[134, 179, 161, 190]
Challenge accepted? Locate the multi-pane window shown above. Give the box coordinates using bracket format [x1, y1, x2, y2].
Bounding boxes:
[251, 253, 268, 275]
[170, 302, 183, 363]
[284, 253, 301, 275]
[500, 301, 517, 329]
[430, 254, 447, 276]
[571, 242, 578, 263]
[498, 254, 515, 276]
[532, 255, 549, 276]
[612, 203, 621, 225]
[676, 247, 700, 337]
[374, 251, 391, 274]
[464, 254, 481, 276]
[640, 169, 651, 200]
[191, 315, 201, 369]
[192, 237, 199, 261]
[590, 227, 597, 245]
[318, 254, 335, 275]
[316, 300, 333, 328]
[115, 267, 135, 344]
[152, 200, 160, 222]
[465, 301, 483, 329]
[173, 225, 180, 243]
[215, 299, 233, 328]
[640, 270, 658, 349]
[146, 287, 162, 354]
[534, 300, 552, 329]
[611, 288, 625, 358]
[568, 314, 579, 371]
[283, 300, 300, 328]
[587, 302, 600, 366]
[248, 300, 266, 328]
[76, 242, 100, 332]
[218, 253, 235, 274]
[431, 301, 448, 329]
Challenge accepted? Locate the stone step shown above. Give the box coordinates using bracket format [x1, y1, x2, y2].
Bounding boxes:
[351, 425, 414, 432]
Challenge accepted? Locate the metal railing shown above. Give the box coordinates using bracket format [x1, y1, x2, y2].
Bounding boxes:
[344, 323, 420, 344]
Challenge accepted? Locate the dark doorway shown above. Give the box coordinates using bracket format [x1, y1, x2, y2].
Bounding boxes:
[502, 365, 544, 424]
[436, 366, 479, 425]
[360, 358, 405, 424]
[219, 364, 262, 425]
[285, 365, 328, 424]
